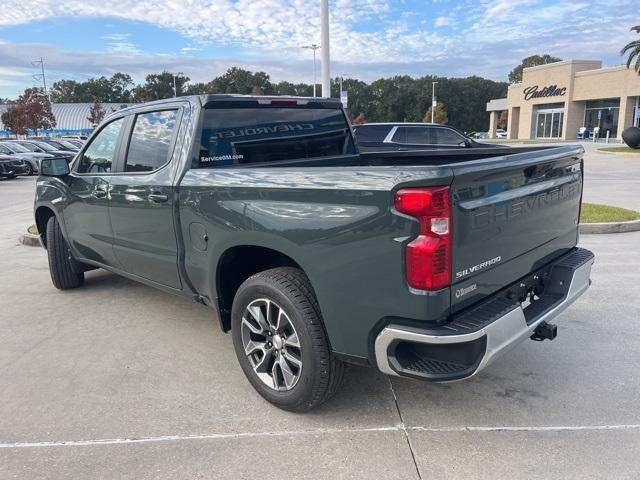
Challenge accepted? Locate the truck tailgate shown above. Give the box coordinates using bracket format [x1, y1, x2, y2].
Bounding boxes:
[450, 145, 583, 312]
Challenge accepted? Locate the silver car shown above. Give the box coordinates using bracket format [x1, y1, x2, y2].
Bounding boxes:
[0, 142, 53, 175]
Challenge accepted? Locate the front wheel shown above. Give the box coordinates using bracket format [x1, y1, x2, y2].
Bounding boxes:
[24, 163, 34, 176]
[231, 267, 344, 412]
[46, 216, 84, 290]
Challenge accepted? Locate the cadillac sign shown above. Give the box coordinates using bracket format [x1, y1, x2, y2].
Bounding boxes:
[523, 84, 567, 101]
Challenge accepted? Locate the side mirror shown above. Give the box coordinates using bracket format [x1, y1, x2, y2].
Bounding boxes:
[40, 158, 70, 177]
[458, 140, 472, 148]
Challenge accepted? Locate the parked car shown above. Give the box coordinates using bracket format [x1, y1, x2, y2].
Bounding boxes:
[0, 155, 28, 178]
[474, 132, 490, 139]
[353, 123, 507, 152]
[495, 128, 508, 138]
[29, 138, 80, 152]
[35, 95, 593, 412]
[10, 140, 76, 161]
[0, 142, 52, 175]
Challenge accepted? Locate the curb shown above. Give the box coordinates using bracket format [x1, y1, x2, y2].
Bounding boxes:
[596, 149, 640, 156]
[580, 219, 640, 234]
[19, 233, 41, 247]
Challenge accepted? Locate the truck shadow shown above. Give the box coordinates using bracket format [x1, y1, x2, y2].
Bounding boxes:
[77, 268, 566, 424]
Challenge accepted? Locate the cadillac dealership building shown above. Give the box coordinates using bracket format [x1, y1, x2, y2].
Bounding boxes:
[487, 59, 640, 140]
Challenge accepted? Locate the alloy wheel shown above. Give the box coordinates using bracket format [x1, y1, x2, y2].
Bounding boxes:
[241, 298, 303, 391]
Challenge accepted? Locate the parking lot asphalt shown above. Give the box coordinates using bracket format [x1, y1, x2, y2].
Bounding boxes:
[579, 142, 640, 211]
[1, 148, 639, 479]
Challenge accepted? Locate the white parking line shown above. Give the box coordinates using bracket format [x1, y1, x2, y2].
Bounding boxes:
[0, 426, 401, 449]
[411, 424, 640, 433]
[2, 424, 640, 449]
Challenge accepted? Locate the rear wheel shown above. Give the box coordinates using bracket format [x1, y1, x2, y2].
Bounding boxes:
[231, 267, 344, 412]
[46, 216, 84, 290]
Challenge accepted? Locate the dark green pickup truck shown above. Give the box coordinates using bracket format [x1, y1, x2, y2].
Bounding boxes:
[35, 95, 594, 411]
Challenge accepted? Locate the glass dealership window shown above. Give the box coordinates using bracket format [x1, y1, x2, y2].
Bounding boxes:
[584, 98, 620, 138]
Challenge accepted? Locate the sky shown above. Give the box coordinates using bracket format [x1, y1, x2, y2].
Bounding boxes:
[0, 0, 638, 99]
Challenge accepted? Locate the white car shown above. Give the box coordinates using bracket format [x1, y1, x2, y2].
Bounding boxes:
[496, 129, 508, 139]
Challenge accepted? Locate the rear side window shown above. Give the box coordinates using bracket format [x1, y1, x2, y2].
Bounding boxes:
[404, 127, 431, 145]
[125, 110, 178, 172]
[435, 128, 465, 145]
[196, 107, 355, 167]
[77, 118, 124, 174]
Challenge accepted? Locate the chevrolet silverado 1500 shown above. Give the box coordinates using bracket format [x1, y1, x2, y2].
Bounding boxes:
[35, 95, 593, 411]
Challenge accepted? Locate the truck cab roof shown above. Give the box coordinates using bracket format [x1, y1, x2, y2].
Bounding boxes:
[113, 95, 343, 115]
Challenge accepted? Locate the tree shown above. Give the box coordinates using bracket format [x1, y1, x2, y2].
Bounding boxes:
[1, 104, 28, 135]
[352, 113, 367, 125]
[132, 71, 190, 102]
[50, 73, 134, 102]
[423, 101, 448, 124]
[498, 110, 509, 129]
[621, 25, 640, 74]
[3, 88, 56, 135]
[87, 101, 106, 126]
[206, 67, 274, 95]
[272, 81, 311, 97]
[508, 54, 562, 83]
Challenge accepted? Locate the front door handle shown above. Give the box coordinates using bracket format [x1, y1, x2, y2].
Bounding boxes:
[92, 186, 107, 198]
[148, 192, 169, 203]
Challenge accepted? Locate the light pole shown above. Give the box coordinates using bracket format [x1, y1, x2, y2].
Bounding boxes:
[320, 0, 331, 98]
[302, 44, 320, 97]
[431, 81, 438, 124]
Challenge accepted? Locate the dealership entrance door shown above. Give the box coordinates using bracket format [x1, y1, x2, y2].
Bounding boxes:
[535, 105, 564, 139]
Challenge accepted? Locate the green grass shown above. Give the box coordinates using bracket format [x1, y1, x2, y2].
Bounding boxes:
[580, 203, 640, 223]
[27, 224, 38, 235]
[598, 146, 640, 154]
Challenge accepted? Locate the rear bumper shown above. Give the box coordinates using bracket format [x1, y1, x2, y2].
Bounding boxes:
[374, 248, 594, 382]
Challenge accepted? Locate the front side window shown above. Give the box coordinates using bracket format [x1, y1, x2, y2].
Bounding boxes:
[77, 118, 124, 174]
[125, 110, 178, 172]
[0, 144, 13, 154]
[196, 107, 355, 167]
[434, 128, 465, 145]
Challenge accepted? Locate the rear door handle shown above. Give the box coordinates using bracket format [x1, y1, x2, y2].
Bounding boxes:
[148, 192, 169, 203]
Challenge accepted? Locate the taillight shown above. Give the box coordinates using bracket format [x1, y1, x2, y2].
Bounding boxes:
[395, 186, 452, 290]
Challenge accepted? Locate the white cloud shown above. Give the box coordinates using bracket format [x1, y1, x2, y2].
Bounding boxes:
[0, 0, 638, 98]
[434, 15, 455, 27]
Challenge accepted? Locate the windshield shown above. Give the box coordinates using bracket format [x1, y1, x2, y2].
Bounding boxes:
[34, 142, 57, 152]
[59, 140, 80, 150]
[16, 142, 38, 152]
[3, 143, 30, 153]
[197, 106, 355, 167]
[45, 140, 74, 151]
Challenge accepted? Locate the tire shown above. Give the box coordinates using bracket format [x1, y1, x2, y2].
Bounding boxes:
[24, 163, 34, 176]
[46, 216, 85, 290]
[231, 267, 344, 412]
